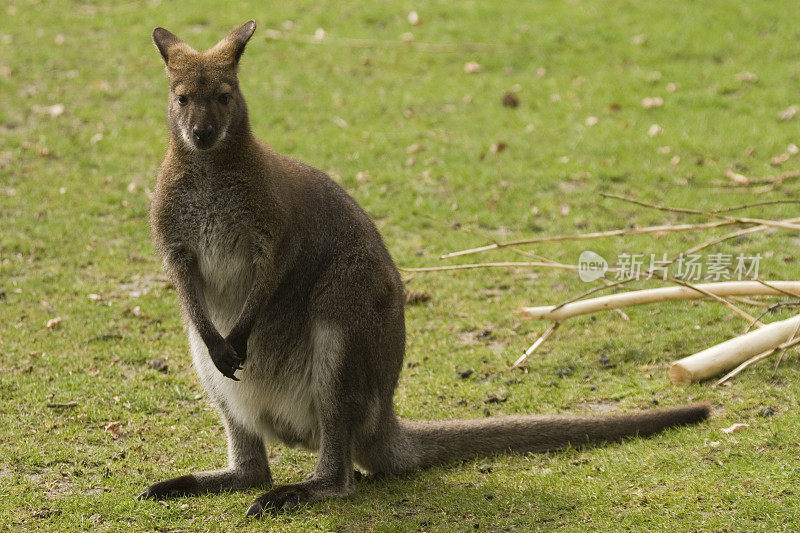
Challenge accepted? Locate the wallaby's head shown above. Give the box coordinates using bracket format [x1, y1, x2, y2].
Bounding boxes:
[152, 20, 256, 151]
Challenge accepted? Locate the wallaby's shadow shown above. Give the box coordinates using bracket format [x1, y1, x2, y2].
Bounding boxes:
[267, 460, 580, 530]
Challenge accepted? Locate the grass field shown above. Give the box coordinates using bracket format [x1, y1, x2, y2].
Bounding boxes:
[2, 1, 800, 531]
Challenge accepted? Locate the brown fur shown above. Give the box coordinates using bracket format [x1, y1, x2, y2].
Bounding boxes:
[140, 21, 711, 517]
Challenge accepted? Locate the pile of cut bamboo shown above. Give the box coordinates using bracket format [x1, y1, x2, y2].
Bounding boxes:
[403, 195, 800, 385]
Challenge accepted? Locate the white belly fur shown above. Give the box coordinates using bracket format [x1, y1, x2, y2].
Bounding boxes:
[189, 240, 319, 449]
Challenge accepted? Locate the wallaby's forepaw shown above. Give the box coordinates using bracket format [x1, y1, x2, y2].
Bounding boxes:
[209, 340, 245, 380]
[225, 333, 248, 363]
[137, 475, 199, 500]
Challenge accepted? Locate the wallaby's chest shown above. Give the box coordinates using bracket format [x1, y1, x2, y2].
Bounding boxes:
[175, 172, 254, 321]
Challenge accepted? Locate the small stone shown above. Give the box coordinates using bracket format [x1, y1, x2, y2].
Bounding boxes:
[148, 358, 169, 373]
[598, 354, 616, 368]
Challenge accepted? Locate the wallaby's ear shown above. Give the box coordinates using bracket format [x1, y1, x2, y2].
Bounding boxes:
[152, 27, 184, 64]
[210, 20, 256, 66]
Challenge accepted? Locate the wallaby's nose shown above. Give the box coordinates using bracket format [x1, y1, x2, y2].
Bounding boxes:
[192, 125, 216, 145]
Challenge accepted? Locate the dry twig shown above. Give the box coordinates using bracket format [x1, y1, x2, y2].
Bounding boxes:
[601, 193, 800, 232]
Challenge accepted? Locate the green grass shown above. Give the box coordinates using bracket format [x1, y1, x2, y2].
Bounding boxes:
[2, 0, 800, 531]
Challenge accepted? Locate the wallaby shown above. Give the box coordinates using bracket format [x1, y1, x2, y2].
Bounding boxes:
[140, 20, 710, 517]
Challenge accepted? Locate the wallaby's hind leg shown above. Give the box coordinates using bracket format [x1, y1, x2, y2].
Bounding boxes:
[245, 420, 355, 515]
[139, 411, 271, 500]
[246, 322, 356, 516]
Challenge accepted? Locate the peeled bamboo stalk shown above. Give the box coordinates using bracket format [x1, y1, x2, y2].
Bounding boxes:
[669, 314, 800, 384]
[518, 281, 800, 321]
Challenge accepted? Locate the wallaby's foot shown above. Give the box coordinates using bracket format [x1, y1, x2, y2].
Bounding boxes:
[139, 469, 272, 500]
[138, 475, 201, 500]
[208, 339, 245, 380]
[245, 478, 354, 517]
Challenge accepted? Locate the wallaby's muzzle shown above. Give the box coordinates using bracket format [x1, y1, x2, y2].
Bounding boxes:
[192, 124, 217, 150]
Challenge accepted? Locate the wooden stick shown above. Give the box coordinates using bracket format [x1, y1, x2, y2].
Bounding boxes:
[440, 220, 734, 259]
[721, 169, 800, 187]
[669, 314, 800, 384]
[711, 200, 800, 213]
[601, 193, 800, 232]
[675, 217, 800, 258]
[518, 281, 800, 321]
[401, 261, 622, 273]
[665, 277, 763, 327]
[715, 328, 800, 386]
[509, 322, 561, 369]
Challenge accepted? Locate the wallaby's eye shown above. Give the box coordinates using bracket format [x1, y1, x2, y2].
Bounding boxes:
[177, 94, 189, 107]
[218, 93, 231, 105]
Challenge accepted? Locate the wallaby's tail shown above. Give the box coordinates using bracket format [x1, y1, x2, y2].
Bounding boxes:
[389, 403, 709, 471]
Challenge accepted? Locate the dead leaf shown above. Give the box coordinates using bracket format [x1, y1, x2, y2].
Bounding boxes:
[45, 317, 62, 329]
[666, 82, 679, 92]
[724, 167, 750, 185]
[148, 359, 169, 373]
[777, 105, 798, 121]
[647, 124, 663, 137]
[734, 71, 758, 83]
[641, 96, 663, 109]
[484, 392, 508, 404]
[490, 142, 507, 154]
[406, 143, 425, 154]
[502, 92, 519, 108]
[464, 61, 483, 74]
[104, 421, 121, 439]
[720, 423, 749, 434]
[332, 116, 348, 128]
[404, 290, 431, 305]
[771, 153, 790, 166]
[585, 116, 598, 126]
[32, 104, 64, 116]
